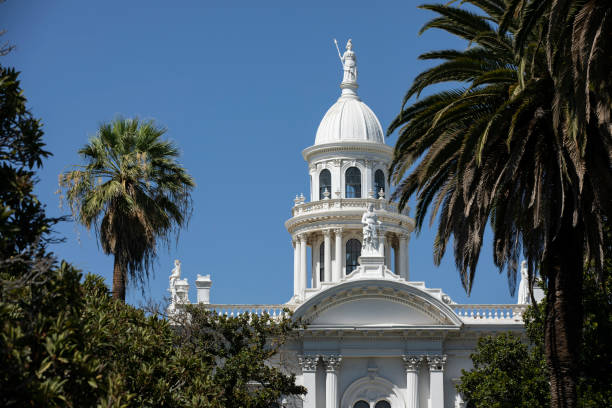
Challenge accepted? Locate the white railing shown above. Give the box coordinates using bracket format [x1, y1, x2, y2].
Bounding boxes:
[453, 304, 527, 322]
[204, 304, 295, 318]
[204, 303, 527, 324]
[292, 198, 410, 217]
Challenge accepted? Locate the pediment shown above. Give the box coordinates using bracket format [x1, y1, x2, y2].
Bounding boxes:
[293, 280, 462, 329]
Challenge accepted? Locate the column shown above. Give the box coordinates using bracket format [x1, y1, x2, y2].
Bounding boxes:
[324, 229, 332, 283]
[300, 234, 307, 295]
[403, 355, 422, 408]
[293, 239, 300, 298]
[394, 241, 400, 275]
[384, 235, 392, 270]
[323, 355, 342, 408]
[333, 228, 343, 282]
[427, 355, 447, 408]
[298, 356, 319, 408]
[399, 234, 409, 280]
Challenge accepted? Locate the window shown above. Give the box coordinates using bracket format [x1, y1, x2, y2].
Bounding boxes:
[319, 169, 331, 200]
[345, 167, 361, 198]
[375, 401, 391, 408]
[374, 169, 385, 198]
[319, 242, 325, 282]
[353, 401, 369, 408]
[345, 239, 361, 274]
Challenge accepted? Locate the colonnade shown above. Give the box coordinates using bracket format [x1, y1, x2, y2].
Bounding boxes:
[292, 230, 411, 298]
[299, 354, 447, 408]
[299, 355, 342, 408]
[402, 354, 447, 408]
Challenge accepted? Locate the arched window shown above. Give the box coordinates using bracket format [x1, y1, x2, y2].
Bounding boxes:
[353, 401, 369, 408]
[345, 167, 362, 198]
[374, 169, 385, 198]
[319, 242, 325, 282]
[375, 401, 391, 408]
[345, 239, 361, 274]
[319, 169, 331, 200]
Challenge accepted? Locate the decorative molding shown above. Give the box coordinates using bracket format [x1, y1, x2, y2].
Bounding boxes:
[427, 354, 447, 372]
[402, 355, 423, 372]
[297, 355, 319, 372]
[322, 354, 342, 372]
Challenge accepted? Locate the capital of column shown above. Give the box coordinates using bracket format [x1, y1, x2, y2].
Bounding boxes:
[333, 228, 343, 236]
[298, 233, 307, 244]
[298, 355, 319, 372]
[399, 234, 409, 242]
[323, 229, 332, 238]
[402, 355, 423, 372]
[322, 355, 342, 372]
[427, 354, 447, 372]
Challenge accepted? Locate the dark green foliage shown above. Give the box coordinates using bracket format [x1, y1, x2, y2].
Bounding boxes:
[180, 305, 306, 408]
[0, 66, 61, 270]
[0, 61, 303, 407]
[459, 273, 612, 408]
[59, 118, 196, 301]
[388, 1, 611, 406]
[457, 333, 549, 408]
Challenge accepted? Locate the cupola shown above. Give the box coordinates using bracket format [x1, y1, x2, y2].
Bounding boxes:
[314, 39, 384, 145]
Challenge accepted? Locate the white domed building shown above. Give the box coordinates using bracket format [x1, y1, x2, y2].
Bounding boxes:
[172, 40, 538, 408]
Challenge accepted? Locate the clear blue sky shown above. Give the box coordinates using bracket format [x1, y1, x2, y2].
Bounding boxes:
[3, 0, 518, 306]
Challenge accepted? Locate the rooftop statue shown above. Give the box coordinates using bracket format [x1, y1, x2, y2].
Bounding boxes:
[517, 260, 530, 304]
[334, 38, 357, 84]
[361, 204, 382, 255]
[169, 259, 181, 304]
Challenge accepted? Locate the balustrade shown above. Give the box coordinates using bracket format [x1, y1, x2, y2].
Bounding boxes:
[453, 304, 527, 321]
[204, 304, 294, 318]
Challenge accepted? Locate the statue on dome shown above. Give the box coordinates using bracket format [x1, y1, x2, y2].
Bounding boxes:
[334, 38, 357, 84]
[362, 204, 382, 255]
[517, 260, 530, 304]
[169, 259, 181, 304]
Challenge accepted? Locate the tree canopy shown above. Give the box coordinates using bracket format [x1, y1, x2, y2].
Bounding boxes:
[59, 118, 195, 301]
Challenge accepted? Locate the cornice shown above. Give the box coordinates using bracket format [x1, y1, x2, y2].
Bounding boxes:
[302, 142, 394, 162]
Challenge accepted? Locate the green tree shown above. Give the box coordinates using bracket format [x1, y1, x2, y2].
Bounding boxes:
[386, 1, 611, 407]
[59, 118, 195, 301]
[178, 304, 306, 408]
[459, 272, 611, 408]
[0, 65, 60, 270]
[500, 0, 612, 158]
[1, 62, 302, 407]
[457, 333, 549, 408]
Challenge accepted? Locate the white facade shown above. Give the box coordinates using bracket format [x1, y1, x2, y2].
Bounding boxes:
[175, 40, 533, 408]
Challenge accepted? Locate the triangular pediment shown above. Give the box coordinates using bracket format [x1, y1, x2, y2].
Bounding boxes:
[293, 280, 462, 329]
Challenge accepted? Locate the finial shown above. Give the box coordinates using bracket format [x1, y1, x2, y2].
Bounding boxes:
[334, 38, 358, 95]
[323, 188, 330, 200]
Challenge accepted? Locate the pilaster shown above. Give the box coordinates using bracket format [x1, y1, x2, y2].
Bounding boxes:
[298, 355, 319, 408]
[427, 355, 447, 408]
[322, 355, 342, 408]
[403, 355, 423, 408]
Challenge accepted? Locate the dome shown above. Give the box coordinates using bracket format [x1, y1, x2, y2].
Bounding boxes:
[314, 39, 384, 145]
[314, 94, 384, 145]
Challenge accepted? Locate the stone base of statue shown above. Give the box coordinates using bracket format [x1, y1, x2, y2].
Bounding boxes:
[357, 254, 386, 277]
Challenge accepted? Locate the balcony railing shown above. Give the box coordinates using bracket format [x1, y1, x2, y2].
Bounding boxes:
[291, 197, 410, 217]
[204, 304, 295, 318]
[203, 303, 527, 324]
[453, 304, 527, 322]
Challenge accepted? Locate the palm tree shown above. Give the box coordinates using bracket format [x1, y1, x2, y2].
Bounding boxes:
[387, 2, 611, 407]
[501, 0, 612, 151]
[60, 118, 195, 301]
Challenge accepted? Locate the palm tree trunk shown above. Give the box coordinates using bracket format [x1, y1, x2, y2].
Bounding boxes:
[543, 214, 584, 408]
[112, 255, 126, 301]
